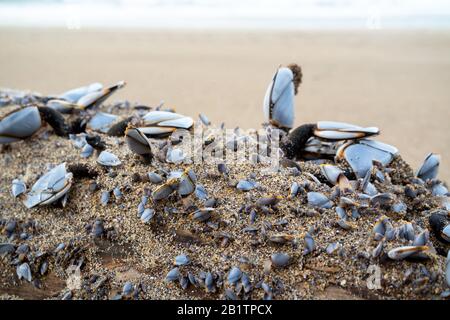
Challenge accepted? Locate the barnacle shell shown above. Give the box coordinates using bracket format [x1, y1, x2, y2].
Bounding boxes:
[429, 212, 450, 243]
[87, 112, 119, 133]
[0, 106, 41, 144]
[140, 111, 194, 138]
[125, 127, 153, 159]
[417, 153, 440, 181]
[263, 66, 298, 129]
[77, 81, 126, 110]
[23, 163, 73, 209]
[387, 245, 429, 260]
[97, 151, 122, 167]
[59, 82, 103, 103]
[339, 139, 398, 179]
[314, 121, 379, 140]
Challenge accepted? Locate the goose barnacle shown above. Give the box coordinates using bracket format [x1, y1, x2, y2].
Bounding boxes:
[174, 254, 191, 266]
[16, 262, 32, 282]
[58, 82, 103, 103]
[0, 106, 42, 144]
[80, 143, 94, 158]
[387, 245, 429, 260]
[320, 164, 352, 192]
[307, 192, 332, 209]
[87, 112, 120, 133]
[152, 178, 179, 201]
[263, 64, 302, 130]
[178, 168, 197, 196]
[23, 163, 73, 209]
[55, 81, 126, 112]
[227, 267, 242, 284]
[416, 153, 440, 181]
[125, 126, 153, 161]
[270, 252, 291, 268]
[336, 139, 399, 179]
[281, 121, 380, 161]
[76, 81, 126, 110]
[139, 111, 194, 138]
[429, 212, 450, 243]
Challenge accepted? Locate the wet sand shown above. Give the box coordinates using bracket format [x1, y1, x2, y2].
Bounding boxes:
[0, 28, 449, 180]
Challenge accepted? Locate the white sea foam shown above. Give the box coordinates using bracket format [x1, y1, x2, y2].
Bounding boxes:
[0, 0, 449, 29]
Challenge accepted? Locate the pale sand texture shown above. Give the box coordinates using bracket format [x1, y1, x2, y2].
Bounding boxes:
[0, 28, 449, 181]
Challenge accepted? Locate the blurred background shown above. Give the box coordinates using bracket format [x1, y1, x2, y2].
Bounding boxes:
[0, 0, 449, 180]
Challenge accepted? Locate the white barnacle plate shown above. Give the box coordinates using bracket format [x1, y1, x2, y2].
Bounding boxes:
[0, 107, 42, 144]
[263, 67, 295, 129]
[23, 163, 73, 209]
[87, 112, 119, 133]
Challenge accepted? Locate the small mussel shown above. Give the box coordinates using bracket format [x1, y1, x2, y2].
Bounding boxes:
[23, 163, 73, 208]
[11, 179, 26, 198]
[373, 215, 392, 241]
[387, 245, 429, 260]
[148, 172, 163, 184]
[16, 262, 32, 282]
[125, 126, 153, 161]
[80, 143, 94, 158]
[141, 208, 155, 223]
[178, 169, 197, 197]
[92, 219, 105, 238]
[417, 153, 440, 181]
[268, 233, 294, 244]
[256, 196, 282, 207]
[270, 252, 291, 268]
[190, 208, 214, 222]
[87, 112, 119, 133]
[331, 139, 397, 179]
[204, 272, 215, 293]
[122, 282, 134, 297]
[152, 178, 178, 201]
[174, 254, 191, 266]
[307, 192, 332, 209]
[97, 151, 122, 167]
[100, 191, 110, 206]
[429, 212, 450, 243]
[227, 267, 242, 285]
[236, 180, 258, 192]
[195, 184, 208, 201]
[165, 267, 180, 282]
[303, 233, 315, 255]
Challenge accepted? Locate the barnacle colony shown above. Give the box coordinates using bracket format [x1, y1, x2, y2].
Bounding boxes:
[1, 62, 449, 300]
[263, 64, 400, 179]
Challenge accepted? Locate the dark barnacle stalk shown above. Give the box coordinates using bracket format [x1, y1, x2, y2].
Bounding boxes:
[107, 116, 133, 137]
[280, 123, 315, 159]
[37, 106, 70, 137]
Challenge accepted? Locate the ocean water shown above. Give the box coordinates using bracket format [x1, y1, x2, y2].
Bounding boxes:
[0, 0, 449, 29]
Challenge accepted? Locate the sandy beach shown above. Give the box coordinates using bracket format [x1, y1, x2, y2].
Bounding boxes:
[0, 28, 449, 181]
[1, 28, 450, 300]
